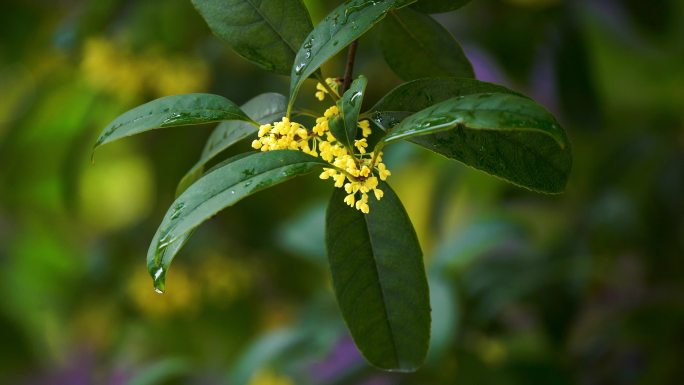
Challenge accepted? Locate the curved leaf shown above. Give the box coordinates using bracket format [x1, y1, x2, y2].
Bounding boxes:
[325, 181, 430, 371]
[288, 0, 416, 113]
[191, 0, 314, 75]
[411, 0, 473, 13]
[329, 76, 367, 150]
[380, 8, 473, 80]
[149, 150, 328, 292]
[95, 94, 254, 149]
[176, 93, 287, 195]
[381, 93, 572, 193]
[366, 77, 525, 130]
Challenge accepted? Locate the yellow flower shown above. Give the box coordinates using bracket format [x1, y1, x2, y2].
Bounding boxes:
[358, 120, 372, 138]
[344, 194, 356, 207]
[355, 193, 370, 214]
[377, 162, 391, 181]
[314, 78, 341, 101]
[324, 105, 339, 118]
[315, 82, 328, 101]
[354, 138, 368, 154]
[254, 102, 391, 214]
[333, 174, 346, 188]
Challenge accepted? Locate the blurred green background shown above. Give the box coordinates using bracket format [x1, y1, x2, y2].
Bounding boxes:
[1, 0, 683, 384]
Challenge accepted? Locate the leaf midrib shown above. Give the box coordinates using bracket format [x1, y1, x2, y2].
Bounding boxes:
[164, 157, 323, 241]
[410, 128, 569, 187]
[362, 213, 401, 368]
[245, 0, 298, 55]
[114, 108, 246, 130]
[388, 105, 564, 146]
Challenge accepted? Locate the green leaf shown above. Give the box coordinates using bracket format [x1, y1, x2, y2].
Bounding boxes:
[176, 93, 287, 195]
[380, 8, 473, 80]
[411, 0, 473, 13]
[288, 0, 416, 113]
[366, 77, 525, 130]
[425, 273, 458, 363]
[149, 150, 328, 293]
[329, 76, 367, 150]
[381, 93, 572, 193]
[325, 181, 430, 371]
[229, 329, 306, 385]
[191, 0, 314, 75]
[95, 94, 254, 149]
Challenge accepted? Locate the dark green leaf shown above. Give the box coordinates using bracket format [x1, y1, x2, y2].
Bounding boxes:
[191, 0, 313, 75]
[149, 150, 328, 293]
[380, 8, 473, 80]
[176, 93, 287, 195]
[366, 77, 525, 130]
[288, 0, 416, 113]
[329, 76, 367, 149]
[381, 93, 572, 193]
[95, 94, 254, 149]
[325, 181, 430, 371]
[411, 0, 473, 14]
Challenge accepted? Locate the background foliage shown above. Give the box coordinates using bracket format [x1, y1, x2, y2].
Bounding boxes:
[1, 0, 683, 384]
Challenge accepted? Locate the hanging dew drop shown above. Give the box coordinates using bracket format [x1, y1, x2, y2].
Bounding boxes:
[152, 266, 166, 294]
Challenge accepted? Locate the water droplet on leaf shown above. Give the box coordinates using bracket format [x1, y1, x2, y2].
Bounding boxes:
[152, 266, 166, 294]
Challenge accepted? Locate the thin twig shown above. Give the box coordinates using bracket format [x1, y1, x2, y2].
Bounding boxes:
[341, 40, 359, 93]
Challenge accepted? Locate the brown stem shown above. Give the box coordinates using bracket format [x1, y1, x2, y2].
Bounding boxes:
[341, 40, 359, 93]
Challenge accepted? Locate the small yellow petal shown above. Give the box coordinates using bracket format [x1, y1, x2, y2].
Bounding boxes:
[344, 194, 355, 207]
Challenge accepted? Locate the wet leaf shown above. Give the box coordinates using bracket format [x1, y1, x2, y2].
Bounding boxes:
[411, 0, 473, 13]
[380, 8, 473, 80]
[329, 76, 367, 150]
[191, 0, 314, 75]
[288, 0, 417, 113]
[95, 94, 253, 149]
[366, 77, 525, 130]
[176, 93, 287, 195]
[149, 150, 328, 293]
[381, 92, 572, 193]
[325, 181, 430, 371]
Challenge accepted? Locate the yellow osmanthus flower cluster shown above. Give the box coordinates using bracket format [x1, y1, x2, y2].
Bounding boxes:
[251, 80, 391, 214]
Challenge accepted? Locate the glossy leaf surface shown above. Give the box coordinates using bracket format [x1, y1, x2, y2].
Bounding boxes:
[329, 76, 367, 149]
[382, 93, 572, 193]
[149, 150, 328, 292]
[325, 182, 430, 371]
[288, 0, 416, 112]
[381, 8, 473, 80]
[367, 77, 524, 130]
[411, 0, 473, 13]
[191, 0, 313, 75]
[177, 93, 287, 195]
[95, 94, 253, 149]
